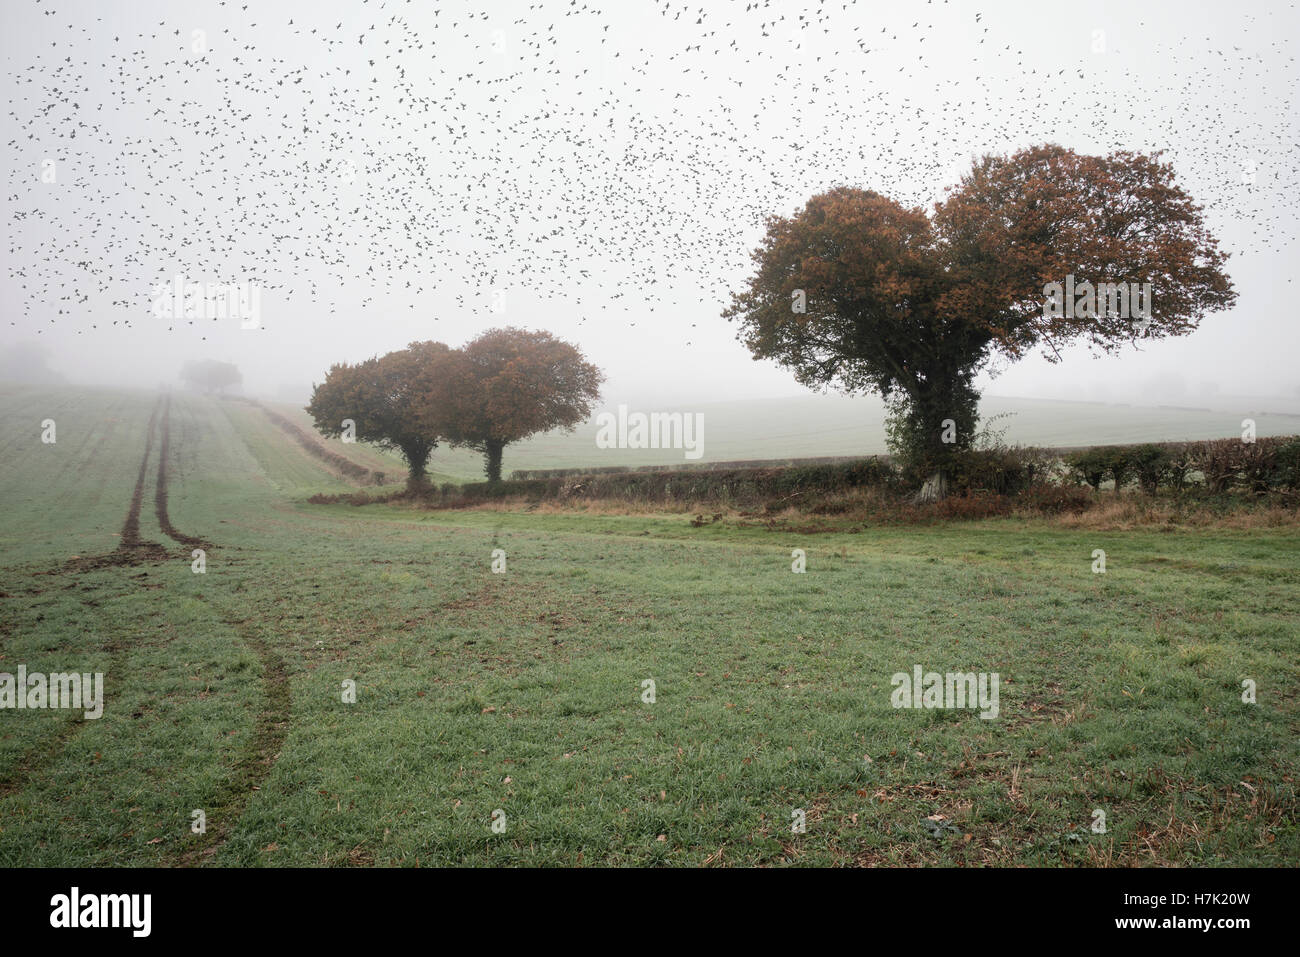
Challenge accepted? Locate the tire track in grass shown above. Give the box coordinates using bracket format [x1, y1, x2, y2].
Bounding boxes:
[164, 609, 291, 867]
[0, 663, 97, 798]
[1, 397, 171, 797]
[154, 394, 210, 549]
[151, 395, 291, 866]
[112, 397, 169, 560]
[7, 393, 291, 862]
[60, 396, 169, 571]
[0, 610, 134, 800]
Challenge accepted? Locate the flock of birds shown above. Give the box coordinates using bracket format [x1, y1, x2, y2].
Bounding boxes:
[4, 0, 1297, 342]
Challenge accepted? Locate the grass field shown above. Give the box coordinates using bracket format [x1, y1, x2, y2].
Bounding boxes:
[0, 386, 1296, 866]
[265, 391, 1300, 482]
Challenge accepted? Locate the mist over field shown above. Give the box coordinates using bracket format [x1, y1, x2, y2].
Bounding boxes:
[1, 0, 1296, 903]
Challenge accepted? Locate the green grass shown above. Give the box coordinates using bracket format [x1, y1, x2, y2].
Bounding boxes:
[0, 386, 1296, 866]
[266, 392, 1300, 481]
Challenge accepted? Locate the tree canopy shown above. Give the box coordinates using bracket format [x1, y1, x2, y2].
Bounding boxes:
[307, 329, 602, 488]
[306, 341, 452, 488]
[423, 327, 604, 482]
[723, 144, 1237, 498]
[180, 359, 242, 394]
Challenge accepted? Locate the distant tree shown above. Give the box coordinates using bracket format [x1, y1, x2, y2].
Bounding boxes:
[307, 341, 453, 490]
[0, 341, 63, 385]
[180, 359, 242, 393]
[428, 327, 604, 483]
[724, 145, 1237, 500]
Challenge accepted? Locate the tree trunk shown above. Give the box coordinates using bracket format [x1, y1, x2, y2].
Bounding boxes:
[401, 441, 432, 494]
[405, 467, 430, 495]
[913, 469, 950, 504]
[484, 439, 505, 484]
[891, 373, 978, 504]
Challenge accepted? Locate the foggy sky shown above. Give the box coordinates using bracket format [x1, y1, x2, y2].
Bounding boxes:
[3, 0, 1297, 409]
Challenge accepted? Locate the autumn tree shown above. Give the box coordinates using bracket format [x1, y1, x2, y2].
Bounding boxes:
[426, 327, 604, 483]
[724, 145, 1237, 500]
[307, 341, 453, 490]
[180, 359, 242, 394]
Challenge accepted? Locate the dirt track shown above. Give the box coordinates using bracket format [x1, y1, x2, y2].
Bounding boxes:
[14, 392, 291, 863]
[166, 617, 290, 867]
[60, 397, 169, 571]
[154, 394, 209, 549]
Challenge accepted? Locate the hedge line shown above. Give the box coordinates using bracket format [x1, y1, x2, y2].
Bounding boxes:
[509, 456, 863, 480]
[470, 436, 1300, 505]
[230, 397, 386, 485]
[1064, 436, 1300, 493]
[405, 457, 898, 508]
[306, 435, 1300, 509]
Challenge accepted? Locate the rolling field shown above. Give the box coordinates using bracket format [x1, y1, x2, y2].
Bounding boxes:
[0, 386, 1297, 866]
[265, 391, 1300, 482]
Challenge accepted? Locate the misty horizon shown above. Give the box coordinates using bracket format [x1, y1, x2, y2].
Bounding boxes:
[3, 0, 1297, 416]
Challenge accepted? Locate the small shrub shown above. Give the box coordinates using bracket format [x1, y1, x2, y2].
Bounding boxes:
[1187, 438, 1243, 493]
[1162, 442, 1194, 492]
[1019, 482, 1093, 515]
[949, 445, 1056, 496]
[1271, 437, 1300, 490]
[1099, 446, 1133, 492]
[1064, 448, 1106, 490]
[931, 489, 1012, 520]
[1128, 444, 1172, 494]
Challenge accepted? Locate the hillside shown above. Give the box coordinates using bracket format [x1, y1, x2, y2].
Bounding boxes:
[264, 392, 1300, 483]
